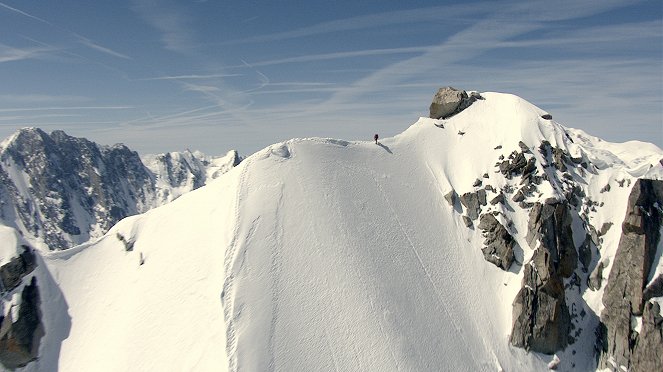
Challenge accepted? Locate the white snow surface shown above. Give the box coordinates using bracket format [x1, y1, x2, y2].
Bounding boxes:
[13, 92, 663, 371]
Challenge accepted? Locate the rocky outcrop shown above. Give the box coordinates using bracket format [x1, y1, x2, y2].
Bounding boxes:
[0, 277, 44, 369]
[588, 260, 605, 291]
[630, 302, 663, 372]
[444, 190, 457, 207]
[511, 256, 571, 354]
[598, 179, 663, 371]
[429, 87, 482, 119]
[477, 214, 514, 270]
[525, 202, 577, 278]
[0, 246, 36, 293]
[459, 190, 486, 220]
[510, 202, 576, 354]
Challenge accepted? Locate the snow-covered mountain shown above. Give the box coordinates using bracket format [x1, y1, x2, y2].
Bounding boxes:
[1, 91, 661, 371]
[0, 128, 240, 251]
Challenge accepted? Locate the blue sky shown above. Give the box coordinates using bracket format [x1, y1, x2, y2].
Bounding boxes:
[0, 0, 661, 155]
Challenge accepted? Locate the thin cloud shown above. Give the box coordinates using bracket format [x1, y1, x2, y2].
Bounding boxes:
[218, 3, 497, 45]
[131, 0, 194, 53]
[0, 44, 54, 63]
[317, 0, 646, 110]
[0, 94, 91, 103]
[0, 106, 134, 113]
[0, 1, 53, 25]
[496, 20, 663, 49]
[244, 46, 431, 67]
[0, 113, 82, 121]
[137, 73, 241, 81]
[0, 1, 131, 60]
[75, 35, 132, 60]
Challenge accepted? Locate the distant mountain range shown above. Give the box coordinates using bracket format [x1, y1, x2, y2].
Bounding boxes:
[0, 128, 240, 251]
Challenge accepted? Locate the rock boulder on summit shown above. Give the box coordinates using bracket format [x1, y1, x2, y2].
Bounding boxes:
[429, 87, 482, 119]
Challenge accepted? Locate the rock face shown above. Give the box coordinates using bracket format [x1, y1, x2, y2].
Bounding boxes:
[525, 202, 578, 278]
[0, 128, 240, 250]
[510, 202, 576, 354]
[630, 302, 663, 372]
[598, 179, 663, 371]
[429, 87, 482, 119]
[0, 246, 36, 293]
[459, 190, 487, 220]
[477, 214, 515, 270]
[0, 277, 44, 369]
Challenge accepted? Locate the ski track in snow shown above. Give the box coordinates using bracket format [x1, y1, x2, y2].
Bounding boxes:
[367, 162, 483, 368]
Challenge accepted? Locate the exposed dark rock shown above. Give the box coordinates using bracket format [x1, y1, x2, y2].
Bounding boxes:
[631, 301, 663, 372]
[494, 145, 502, 150]
[473, 178, 482, 187]
[482, 173, 489, 179]
[462, 215, 473, 228]
[598, 179, 663, 370]
[499, 152, 528, 178]
[490, 193, 505, 205]
[444, 190, 457, 207]
[478, 214, 515, 270]
[519, 201, 534, 209]
[522, 158, 537, 176]
[519, 141, 530, 153]
[578, 234, 592, 273]
[511, 201, 577, 354]
[589, 224, 600, 246]
[512, 189, 526, 203]
[541, 114, 553, 120]
[116, 233, 135, 252]
[552, 148, 568, 172]
[429, 87, 483, 119]
[599, 222, 612, 236]
[0, 246, 36, 293]
[477, 189, 487, 207]
[526, 202, 577, 278]
[0, 277, 44, 369]
[460, 191, 485, 220]
[588, 260, 605, 291]
[643, 275, 663, 303]
[511, 254, 571, 354]
[600, 183, 611, 193]
[429, 87, 463, 119]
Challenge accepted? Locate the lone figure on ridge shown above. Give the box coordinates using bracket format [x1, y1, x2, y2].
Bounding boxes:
[374, 133, 379, 144]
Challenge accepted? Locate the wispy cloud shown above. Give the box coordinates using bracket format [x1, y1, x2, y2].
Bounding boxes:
[137, 73, 241, 81]
[0, 106, 134, 113]
[0, 113, 82, 121]
[243, 46, 431, 67]
[218, 3, 497, 45]
[131, 0, 194, 53]
[0, 1, 131, 60]
[315, 0, 646, 110]
[0, 1, 52, 25]
[74, 35, 132, 60]
[0, 44, 54, 63]
[0, 94, 91, 103]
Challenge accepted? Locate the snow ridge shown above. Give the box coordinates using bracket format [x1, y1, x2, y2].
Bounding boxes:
[3, 92, 662, 371]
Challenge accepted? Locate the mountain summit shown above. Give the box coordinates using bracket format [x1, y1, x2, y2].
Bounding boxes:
[2, 91, 661, 371]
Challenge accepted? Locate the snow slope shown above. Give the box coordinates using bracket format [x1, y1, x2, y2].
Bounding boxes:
[20, 92, 662, 371]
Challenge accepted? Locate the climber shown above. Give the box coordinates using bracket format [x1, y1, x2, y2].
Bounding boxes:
[374, 133, 379, 144]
